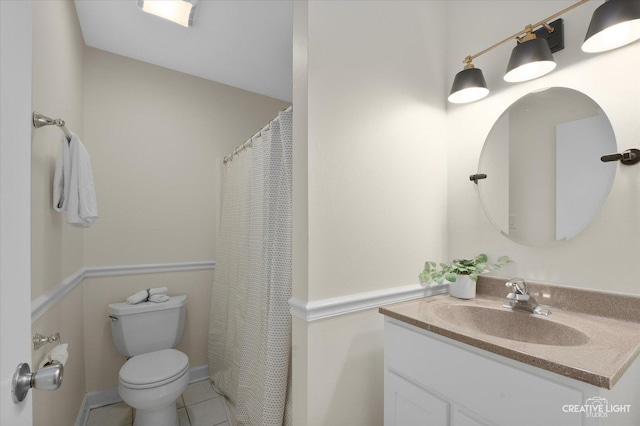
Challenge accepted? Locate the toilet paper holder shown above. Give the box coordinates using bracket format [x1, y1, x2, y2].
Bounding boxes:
[33, 332, 60, 350]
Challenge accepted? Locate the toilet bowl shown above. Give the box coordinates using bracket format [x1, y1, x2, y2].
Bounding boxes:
[118, 349, 189, 426]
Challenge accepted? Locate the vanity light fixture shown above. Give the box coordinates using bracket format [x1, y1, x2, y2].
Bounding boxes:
[582, 0, 640, 52]
[448, 58, 490, 104]
[504, 26, 556, 83]
[447, 0, 574, 105]
[448, 0, 640, 104]
[137, 0, 198, 28]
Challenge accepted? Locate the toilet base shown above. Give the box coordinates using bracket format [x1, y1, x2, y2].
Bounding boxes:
[133, 401, 178, 426]
[117, 350, 189, 426]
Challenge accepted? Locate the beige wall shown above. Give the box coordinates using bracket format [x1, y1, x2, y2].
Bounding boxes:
[306, 310, 385, 425]
[292, 1, 448, 424]
[32, 286, 85, 426]
[304, 0, 448, 301]
[83, 47, 289, 267]
[31, 2, 86, 425]
[446, 1, 640, 295]
[32, 0, 85, 300]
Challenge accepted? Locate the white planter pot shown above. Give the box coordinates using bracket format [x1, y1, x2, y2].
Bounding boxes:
[448, 274, 476, 299]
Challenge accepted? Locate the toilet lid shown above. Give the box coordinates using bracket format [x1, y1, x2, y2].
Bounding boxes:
[120, 349, 189, 389]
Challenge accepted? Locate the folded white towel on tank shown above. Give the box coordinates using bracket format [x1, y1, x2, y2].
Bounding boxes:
[125, 287, 170, 304]
[148, 294, 170, 303]
[126, 290, 149, 305]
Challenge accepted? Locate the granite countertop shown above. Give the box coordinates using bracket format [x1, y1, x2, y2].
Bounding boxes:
[379, 278, 640, 389]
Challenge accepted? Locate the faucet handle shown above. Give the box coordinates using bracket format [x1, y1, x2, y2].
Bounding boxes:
[507, 292, 530, 301]
[506, 278, 530, 301]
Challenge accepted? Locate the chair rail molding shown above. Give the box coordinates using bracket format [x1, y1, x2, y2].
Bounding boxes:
[31, 261, 216, 321]
[289, 283, 448, 321]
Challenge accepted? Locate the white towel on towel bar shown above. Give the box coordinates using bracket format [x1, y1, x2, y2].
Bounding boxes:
[53, 133, 98, 227]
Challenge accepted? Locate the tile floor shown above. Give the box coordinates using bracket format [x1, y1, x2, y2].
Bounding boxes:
[86, 380, 232, 426]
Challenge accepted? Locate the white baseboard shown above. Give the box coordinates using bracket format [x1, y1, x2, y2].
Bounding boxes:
[75, 364, 209, 426]
[75, 387, 121, 426]
[74, 394, 89, 426]
[32, 261, 216, 321]
[189, 364, 210, 384]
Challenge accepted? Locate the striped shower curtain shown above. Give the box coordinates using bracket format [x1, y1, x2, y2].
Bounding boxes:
[208, 108, 292, 426]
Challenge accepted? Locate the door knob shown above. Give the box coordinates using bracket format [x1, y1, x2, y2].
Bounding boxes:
[11, 361, 64, 403]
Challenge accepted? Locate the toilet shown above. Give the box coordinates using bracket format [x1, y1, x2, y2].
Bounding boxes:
[108, 295, 190, 426]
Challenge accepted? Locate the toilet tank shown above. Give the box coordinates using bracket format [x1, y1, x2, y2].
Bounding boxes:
[108, 295, 187, 357]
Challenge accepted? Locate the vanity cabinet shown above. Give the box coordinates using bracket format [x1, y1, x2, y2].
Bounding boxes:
[384, 317, 639, 426]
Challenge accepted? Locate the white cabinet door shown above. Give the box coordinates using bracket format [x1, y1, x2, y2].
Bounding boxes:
[450, 408, 490, 426]
[385, 371, 449, 426]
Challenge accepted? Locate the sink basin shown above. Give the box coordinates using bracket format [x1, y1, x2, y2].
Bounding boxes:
[433, 305, 589, 346]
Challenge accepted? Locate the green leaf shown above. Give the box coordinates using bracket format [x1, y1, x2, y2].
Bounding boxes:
[476, 254, 488, 263]
[444, 272, 457, 282]
[470, 273, 478, 281]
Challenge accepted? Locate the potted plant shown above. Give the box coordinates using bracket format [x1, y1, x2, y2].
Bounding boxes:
[419, 254, 510, 299]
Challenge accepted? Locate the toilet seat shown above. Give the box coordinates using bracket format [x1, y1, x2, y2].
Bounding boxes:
[120, 349, 189, 390]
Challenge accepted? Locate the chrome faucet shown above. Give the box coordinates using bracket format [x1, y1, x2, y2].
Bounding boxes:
[502, 278, 550, 316]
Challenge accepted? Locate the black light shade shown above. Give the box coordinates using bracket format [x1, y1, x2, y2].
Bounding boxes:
[583, 0, 640, 52]
[448, 67, 489, 104]
[504, 37, 556, 82]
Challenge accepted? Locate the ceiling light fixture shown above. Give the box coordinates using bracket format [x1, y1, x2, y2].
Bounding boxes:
[137, 0, 198, 28]
[582, 0, 640, 53]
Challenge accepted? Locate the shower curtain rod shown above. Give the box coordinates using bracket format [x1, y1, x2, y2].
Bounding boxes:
[32, 111, 72, 142]
[223, 105, 292, 165]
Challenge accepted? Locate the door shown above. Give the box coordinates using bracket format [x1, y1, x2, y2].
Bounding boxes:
[1, 1, 34, 424]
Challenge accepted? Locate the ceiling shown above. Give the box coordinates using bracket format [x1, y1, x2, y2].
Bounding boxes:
[74, 0, 292, 102]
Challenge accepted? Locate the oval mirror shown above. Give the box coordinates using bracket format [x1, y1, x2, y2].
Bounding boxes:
[477, 87, 616, 247]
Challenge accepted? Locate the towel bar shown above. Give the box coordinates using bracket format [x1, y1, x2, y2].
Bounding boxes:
[33, 111, 72, 142]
